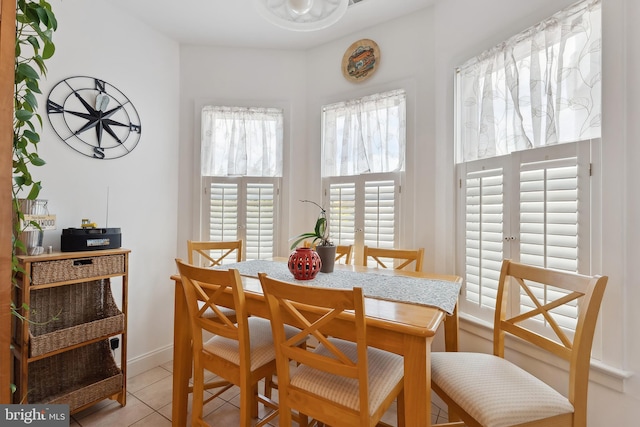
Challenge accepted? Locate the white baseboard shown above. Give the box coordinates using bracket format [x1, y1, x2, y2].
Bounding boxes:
[125, 344, 174, 378]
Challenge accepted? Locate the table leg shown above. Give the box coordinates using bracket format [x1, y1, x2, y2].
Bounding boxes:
[403, 335, 431, 427]
[172, 281, 192, 427]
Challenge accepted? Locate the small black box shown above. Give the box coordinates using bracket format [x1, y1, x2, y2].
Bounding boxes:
[61, 228, 122, 252]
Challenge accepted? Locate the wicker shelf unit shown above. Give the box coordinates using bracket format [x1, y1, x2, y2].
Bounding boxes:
[12, 248, 129, 413]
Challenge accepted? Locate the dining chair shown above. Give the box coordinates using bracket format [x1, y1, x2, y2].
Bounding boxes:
[335, 244, 353, 264]
[187, 239, 243, 267]
[258, 273, 405, 427]
[431, 259, 608, 427]
[175, 259, 297, 427]
[362, 246, 424, 272]
[362, 245, 460, 352]
[187, 240, 242, 323]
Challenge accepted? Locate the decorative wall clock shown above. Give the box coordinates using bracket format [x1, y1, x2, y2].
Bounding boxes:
[341, 39, 380, 83]
[46, 76, 142, 159]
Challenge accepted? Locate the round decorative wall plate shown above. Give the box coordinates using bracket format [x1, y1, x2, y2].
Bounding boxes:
[47, 76, 142, 160]
[341, 39, 380, 83]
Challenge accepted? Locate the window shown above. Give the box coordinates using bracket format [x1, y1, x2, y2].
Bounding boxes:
[200, 106, 283, 260]
[455, 0, 601, 339]
[321, 89, 406, 254]
[458, 141, 595, 326]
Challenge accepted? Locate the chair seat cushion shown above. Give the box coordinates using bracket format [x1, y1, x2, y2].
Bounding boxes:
[291, 338, 403, 415]
[431, 352, 574, 427]
[204, 317, 297, 370]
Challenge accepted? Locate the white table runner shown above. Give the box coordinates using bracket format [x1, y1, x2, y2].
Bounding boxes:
[218, 260, 460, 315]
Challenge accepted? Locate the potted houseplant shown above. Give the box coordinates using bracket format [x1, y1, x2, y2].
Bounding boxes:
[290, 200, 336, 273]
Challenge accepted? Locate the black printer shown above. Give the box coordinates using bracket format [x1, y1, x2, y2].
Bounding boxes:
[61, 227, 121, 252]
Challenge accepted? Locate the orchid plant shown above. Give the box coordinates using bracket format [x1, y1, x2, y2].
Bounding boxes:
[289, 200, 332, 249]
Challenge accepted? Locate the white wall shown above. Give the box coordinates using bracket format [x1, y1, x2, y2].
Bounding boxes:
[36, 0, 180, 375]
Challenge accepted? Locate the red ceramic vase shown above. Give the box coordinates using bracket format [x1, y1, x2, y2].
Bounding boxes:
[288, 247, 322, 280]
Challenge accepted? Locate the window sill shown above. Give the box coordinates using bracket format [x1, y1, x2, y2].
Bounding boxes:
[458, 312, 632, 392]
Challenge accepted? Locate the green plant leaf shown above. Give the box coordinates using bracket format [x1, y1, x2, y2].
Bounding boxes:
[30, 153, 46, 166]
[27, 182, 42, 199]
[16, 62, 39, 80]
[42, 41, 55, 59]
[15, 109, 33, 121]
[25, 78, 41, 94]
[23, 129, 39, 143]
[45, 8, 58, 30]
[35, 5, 48, 25]
[26, 35, 40, 50]
[24, 91, 37, 109]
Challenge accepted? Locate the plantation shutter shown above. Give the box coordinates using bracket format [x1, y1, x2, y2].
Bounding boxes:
[363, 180, 396, 248]
[324, 174, 400, 259]
[204, 177, 279, 261]
[514, 141, 591, 332]
[459, 157, 510, 314]
[246, 182, 276, 260]
[207, 182, 239, 242]
[458, 140, 592, 329]
[328, 182, 356, 245]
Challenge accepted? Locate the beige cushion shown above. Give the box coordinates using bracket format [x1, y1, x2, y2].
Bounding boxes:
[203, 317, 297, 370]
[291, 338, 404, 416]
[431, 352, 574, 427]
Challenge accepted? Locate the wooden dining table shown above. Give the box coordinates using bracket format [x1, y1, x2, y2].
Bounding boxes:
[171, 260, 461, 427]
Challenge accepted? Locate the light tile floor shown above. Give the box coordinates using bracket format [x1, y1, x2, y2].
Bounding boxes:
[70, 361, 450, 426]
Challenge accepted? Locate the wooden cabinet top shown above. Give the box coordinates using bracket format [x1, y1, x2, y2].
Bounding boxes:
[17, 248, 131, 263]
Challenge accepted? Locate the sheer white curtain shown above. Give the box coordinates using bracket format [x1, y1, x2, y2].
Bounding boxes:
[322, 89, 406, 177]
[201, 106, 283, 177]
[457, 0, 601, 162]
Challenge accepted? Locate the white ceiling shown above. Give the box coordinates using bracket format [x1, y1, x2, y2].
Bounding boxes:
[109, 0, 437, 50]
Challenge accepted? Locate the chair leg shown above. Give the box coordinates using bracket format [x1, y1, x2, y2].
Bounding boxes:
[191, 360, 206, 426]
[236, 377, 256, 427]
[264, 375, 275, 399]
[278, 403, 293, 427]
[396, 391, 405, 427]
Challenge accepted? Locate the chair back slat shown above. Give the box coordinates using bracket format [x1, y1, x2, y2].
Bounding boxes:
[176, 259, 248, 346]
[335, 245, 353, 264]
[187, 240, 243, 267]
[362, 246, 424, 272]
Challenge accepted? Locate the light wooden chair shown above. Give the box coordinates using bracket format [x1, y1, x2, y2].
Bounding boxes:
[187, 239, 243, 267]
[335, 244, 353, 264]
[362, 246, 460, 352]
[258, 273, 405, 427]
[362, 246, 424, 272]
[176, 259, 296, 427]
[187, 240, 243, 323]
[431, 259, 608, 427]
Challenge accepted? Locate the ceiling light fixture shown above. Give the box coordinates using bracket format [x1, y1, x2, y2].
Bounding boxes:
[253, 0, 350, 32]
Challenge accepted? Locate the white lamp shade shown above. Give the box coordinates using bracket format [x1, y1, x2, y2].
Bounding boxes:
[288, 0, 314, 15]
[254, 0, 349, 32]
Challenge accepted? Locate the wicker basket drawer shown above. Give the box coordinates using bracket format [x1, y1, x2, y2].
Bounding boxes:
[31, 254, 125, 285]
[28, 340, 123, 412]
[28, 280, 124, 357]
